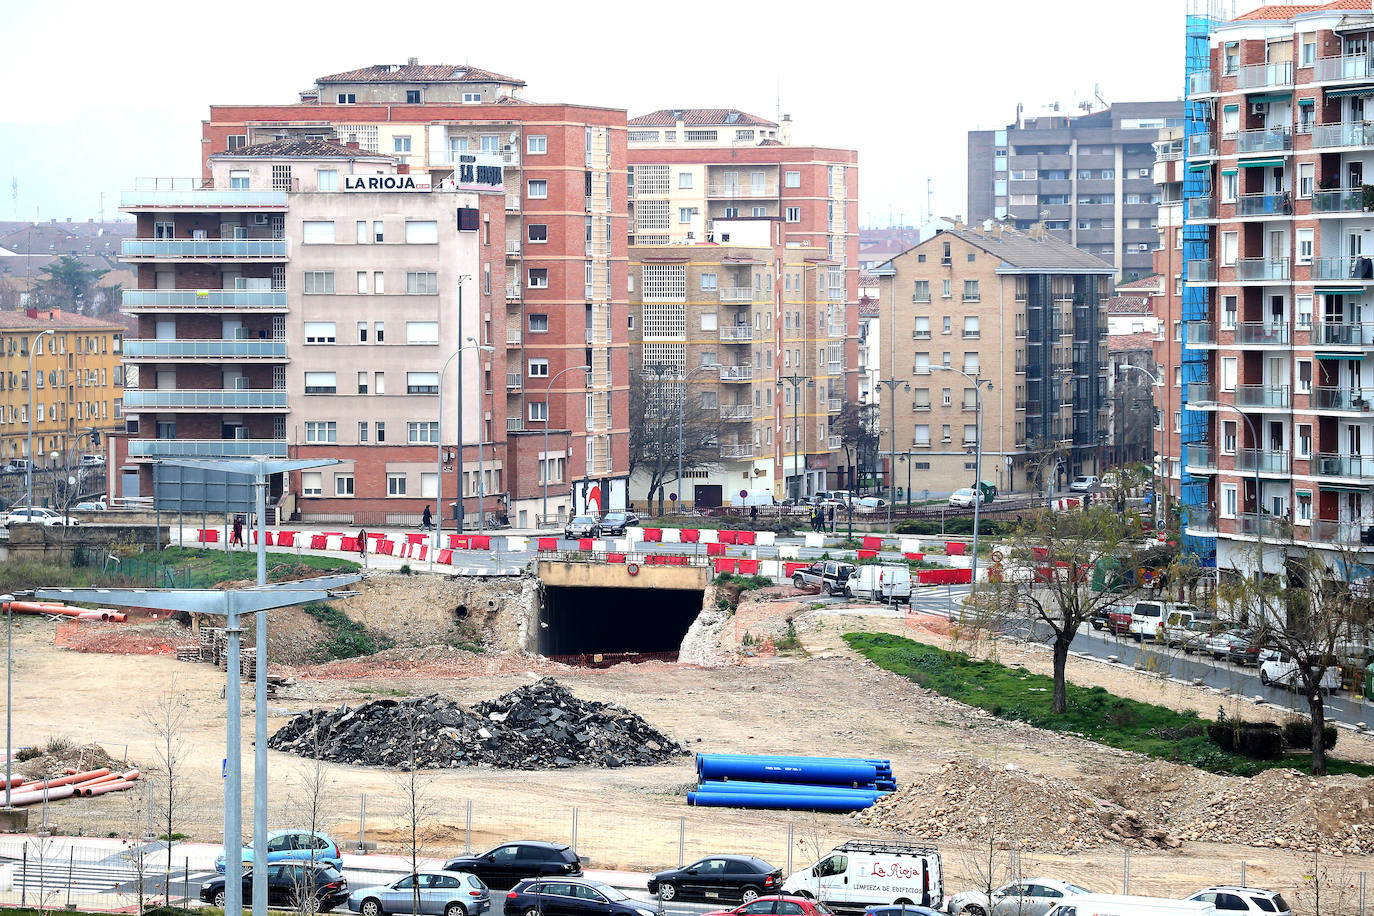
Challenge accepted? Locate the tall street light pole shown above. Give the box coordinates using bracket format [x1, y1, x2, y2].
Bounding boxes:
[675, 363, 712, 513]
[432, 332, 482, 551]
[26, 329, 54, 511]
[1195, 400, 1264, 584]
[776, 374, 813, 502]
[875, 376, 909, 534]
[1117, 363, 1162, 529]
[465, 337, 496, 531]
[935, 366, 993, 590]
[1, 593, 12, 810]
[541, 364, 591, 527]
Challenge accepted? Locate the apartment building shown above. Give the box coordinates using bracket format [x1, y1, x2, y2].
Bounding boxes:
[114, 139, 516, 525]
[968, 101, 1184, 281]
[626, 109, 860, 493]
[200, 61, 629, 521]
[628, 220, 838, 503]
[1176, 0, 1374, 575]
[0, 309, 124, 465]
[872, 224, 1114, 496]
[1152, 125, 1187, 515]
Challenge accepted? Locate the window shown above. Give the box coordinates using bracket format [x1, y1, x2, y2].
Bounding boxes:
[943, 316, 952, 335]
[529, 401, 548, 422]
[407, 422, 440, 444]
[785, 207, 801, 222]
[963, 316, 980, 338]
[229, 170, 250, 189]
[700, 273, 719, 291]
[373, 271, 384, 294]
[679, 207, 697, 224]
[302, 472, 322, 496]
[335, 474, 354, 497]
[1298, 162, 1314, 199]
[405, 89, 421, 104]
[1220, 231, 1238, 266]
[942, 279, 951, 298]
[357, 321, 369, 343]
[963, 280, 980, 302]
[527, 135, 547, 154]
[406, 322, 438, 345]
[1221, 356, 1238, 391]
[1297, 228, 1314, 265]
[913, 388, 931, 410]
[1302, 36, 1317, 66]
[1221, 483, 1238, 518]
[462, 91, 481, 103]
[914, 316, 930, 339]
[387, 473, 408, 496]
[405, 272, 439, 295]
[302, 221, 335, 244]
[357, 371, 368, 394]
[528, 359, 549, 378]
[374, 322, 384, 343]
[304, 322, 336, 344]
[528, 314, 549, 334]
[337, 93, 356, 104]
[1297, 359, 1312, 394]
[1297, 295, 1313, 328]
[941, 424, 952, 442]
[962, 352, 979, 373]
[528, 268, 548, 289]
[1296, 490, 1312, 523]
[305, 421, 337, 443]
[393, 136, 412, 153]
[913, 280, 930, 302]
[406, 372, 439, 394]
[527, 179, 548, 199]
[700, 312, 718, 331]
[678, 172, 694, 189]
[227, 134, 247, 151]
[1298, 423, 1312, 458]
[1222, 295, 1238, 329]
[751, 206, 766, 217]
[914, 424, 931, 446]
[1221, 171, 1238, 203]
[528, 223, 548, 242]
[272, 164, 293, 190]
[304, 371, 337, 394]
[303, 271, 335, 294]
[357, 271, 367, 294]
[404, 220, 438, 244]
[375, 372, 385, 395]
[784, 170, 801, 188]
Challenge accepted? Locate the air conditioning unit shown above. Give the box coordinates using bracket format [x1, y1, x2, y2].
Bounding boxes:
[1250, 102, 1267, 115]
[720, 233, 730, 242]
[686, 232, 695, 240]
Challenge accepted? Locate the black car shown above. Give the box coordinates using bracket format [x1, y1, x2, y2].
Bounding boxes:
[647, 855, 782, 903]
[599, 513, 634, 536]
[503, 878, 654, 916]
[444, 842, 581, 891]
[201, 863, 349, 911]
[564, 516, 601, 540]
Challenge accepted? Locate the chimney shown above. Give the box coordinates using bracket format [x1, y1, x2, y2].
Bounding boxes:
[397, 163, 410, 174]
[346, 141, 360, 150]
[780, 114, 792, 146]
[407, 56, 418, 66]
[24, 308, 37, 319]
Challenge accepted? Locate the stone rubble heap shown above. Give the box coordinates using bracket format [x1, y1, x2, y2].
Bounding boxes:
[268, 677, 683, 771]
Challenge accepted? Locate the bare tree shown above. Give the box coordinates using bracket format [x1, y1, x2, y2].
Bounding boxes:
[628, 368, 726, 515]
[835, 402, 879, 494]
[394, 703, 437, 916]
[289, 732, 335, 914]
[0, 279, 21, 312]
[988, 506, 1146, 713]
[123, 782, 150, 915]
[143, 674, 188, 907]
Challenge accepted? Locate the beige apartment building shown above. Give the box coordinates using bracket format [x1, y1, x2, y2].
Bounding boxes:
[873, 224, 1114, 496]
[629, 219, 841, 504]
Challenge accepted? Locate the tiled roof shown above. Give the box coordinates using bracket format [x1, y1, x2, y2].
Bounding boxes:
[1116, 275, 1161, 290]
[1234, 0, 1367, 19]
[928, 227, 1116, 273]
[316, 64, 525, 87]
[0, 308, 123, 332]
[1109, 332, 1157, 352]
[211, 138, 394, 160]
[628, 108, 777, 128]
[1108, 295, 1153, 315]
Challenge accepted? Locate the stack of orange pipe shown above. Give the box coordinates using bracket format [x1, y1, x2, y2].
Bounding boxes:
[2, 602, 126, 622]
[1, 767, 141, 806]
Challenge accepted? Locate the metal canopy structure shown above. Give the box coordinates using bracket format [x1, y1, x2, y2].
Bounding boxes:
[35, 575, 363, 615]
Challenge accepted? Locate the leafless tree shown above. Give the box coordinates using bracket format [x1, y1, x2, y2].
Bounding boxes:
[289, 732, 335, 914]
[142, 674, 188, 906]
[835, 402, 879, 493]
[628, 368, 727, 515]
[0, 279, 21, 312]
[122, 782, 150, 915]
[394, 704, 437, 916]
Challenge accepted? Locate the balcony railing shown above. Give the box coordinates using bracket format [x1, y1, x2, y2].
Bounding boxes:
[506, 330, 522, 346]
[122, 238, 288, 259]
[1315, 54, 1374, 82]
[1312, 188, 1365, 213]
[1237, 61, 1292, 88]
[720, 406, 754, 421]
[1187, 507, 1219, 532]
[1184, 321, 1216, 345]
[1313, 257, 1374, 281]
[128, 438, 288, 458]
[505, 240, 521, 256]
[826, 361, 843, 375]
[828, 324, 846, 338]
[1234, 258, 1289, 281]
[1314, 321, 1374, 346]
[1313, 122, 1374, 149]
[1314, 453, 1374, 480]
[719, 443, 754, 459]
[120, 189, 288, 209]
[1310, 518, 1373, 546]
[1187, 72, 1213, 95]
[719, 326, 753, 342]
[827, 398, 842, 413]
[1184, 443, 1218, 471]
[124, 389, 288, 410]
[1186, 259, 1215, 281]
[123, 339, 287, 359]
[122, 289, 287, 309]
[506, 373, 522, 389]
[1235, 385, 1290, 408]
[506, 417, 525, 431]
[1188, 382, 1217, 405]
[827, 436, 842, 449]
[1235, 323, 1289, 345]
[1237, 193, 1291, 216]
[1315, 387, 1374, 411]
[719, 365, 753, 382]
[706, 184, 776, 198]
[505, 194, 521, 211]
[718, 287, 756, 303]
[505, 285, 521, 301]
[1236, 448, 1291, 474]
[1237, 512, 1290, 538]
[1186, 197, 1214, 219]
[1236, 127, 1292, 153]
[1186, 133, 1215, 158]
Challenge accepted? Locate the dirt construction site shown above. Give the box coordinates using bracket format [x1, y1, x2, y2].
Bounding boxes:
[11, 570, 1374, 914]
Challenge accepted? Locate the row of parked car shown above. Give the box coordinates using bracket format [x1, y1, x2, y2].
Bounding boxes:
[563, 511, 642, 539]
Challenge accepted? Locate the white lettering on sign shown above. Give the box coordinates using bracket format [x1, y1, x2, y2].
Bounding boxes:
[343, 175, 423, 191]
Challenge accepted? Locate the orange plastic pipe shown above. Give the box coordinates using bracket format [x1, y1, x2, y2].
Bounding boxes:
[32, 767, 109, 790]
[74, 775, 121, 794]
[6, 785, 75, 806]
[120, 769, 141, 782]
[84, 780, 133, 797]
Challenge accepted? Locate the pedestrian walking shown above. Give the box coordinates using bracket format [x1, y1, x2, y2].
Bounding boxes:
[357, 528, 368, 559]
[749, 505, 758, 525]
[828, 504, 836, 533]
[230, 515, 244, 547]
[421, 504, 433, 531]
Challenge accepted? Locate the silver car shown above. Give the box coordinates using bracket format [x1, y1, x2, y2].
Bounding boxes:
[949, 879, 1091, 916]
[350, 872, 490, 916]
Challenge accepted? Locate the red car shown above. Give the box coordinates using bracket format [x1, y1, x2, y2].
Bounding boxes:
[1107, 608, 1133, 636]
[705, 897, 835, 916]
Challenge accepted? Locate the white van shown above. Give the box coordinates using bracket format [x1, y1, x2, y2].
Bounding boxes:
[1047, 895, 1216, 916]
[727, 490, 776, 508]
[782, 841, 942, 911]
[1161, 606, 1215, 648]
[1128, 600, 1201, 642]
[845, 565, 912, 604]
[1258, 650, 1341, 692]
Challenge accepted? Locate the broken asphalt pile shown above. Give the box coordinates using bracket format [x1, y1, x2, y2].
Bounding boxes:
[268, 677, 683, 770]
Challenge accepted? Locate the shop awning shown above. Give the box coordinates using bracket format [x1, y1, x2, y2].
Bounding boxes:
[1317, 483, 1374, 492]
[1316, 352, 1365, 360]
[1325, 86, 1374, 99]
[1298, 97, 1316, 107]
[1239, 157, 1285, 168]
[1221, 167, 1238, 175]
[1248, 92, 1293, 103]
[1188, 162, 1212, 171]
[1316, 286, 1364, 295]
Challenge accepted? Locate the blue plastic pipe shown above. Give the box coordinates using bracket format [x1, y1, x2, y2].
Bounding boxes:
[696, 780, 881, 798]
[697, 757, 878, 785]
[688, 789, 876, 812]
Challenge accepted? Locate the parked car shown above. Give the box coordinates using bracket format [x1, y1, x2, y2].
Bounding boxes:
[2, 459, 31, 474]
[3, 507, 77, 527]
[215, 829, 342, 873]
[948, 488, 985, 508]
[647, 855, 782, 903]
[1129, 601, 1204, 642]
[865, 907, 942, 916]
[1049, 895, 1217, 916]
[1174, 618, 1221, 654]
[1088, 607, 1112, 631]
[1185, 887, 1292, 916]
[791, 561, 856, 597]
[1204, 630, 1259, 666]
[503, 878, 652, 916]
[855, 496, 887, 509]
[949, 879, 1091, 916]
[349, 872, 489, 916]
[444, 842, 581, 891]
[201, 863, 349, 911]
[845, 565, 912, 604]
[1068, 476, 1100, 493]
[563, 515, 601, 539]
[78, 454, 106, 467]
[704, 897, 835, 916]
[598, 513, 634, 536]
[782, 841, 942, 911]
[1258, 650, 1341, 693]
[1106, 606, 1135, 636]
[1160, 606, 1214, 648]
[72, 502, 106, 512]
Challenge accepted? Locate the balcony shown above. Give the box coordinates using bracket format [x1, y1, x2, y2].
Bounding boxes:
[719, 287, 756, 303]
[505, 285, 521, 301]
[1237, 193, 1291, 216]
[123, 339, 287, 360]
[506, 417, 525, 432]
[505, 330, 522, 347]
[1312, 188, 1365, 213]
[1187, 72, 1213, 95]
[1236, 127, 1292, 153]
[828, 436, 842, 449]
[1315, 54, 1374, 82]
[506, 240, 521, 256]
[1184, 321, 1216, 345]
[122, 238, 288, 260]
[120, 187, 288, 210]
[1310, 518, 1374, 546]
[1186, 259, 1215, 281]
[1314, 453, 1374, 480]
[706, 184, 777, 198]
[1237, 512, 1289, 538]
[506, 373, 522, 390]
[1315, 387, 1374, 411]
[827, 398, 842, 413]
[1237, 61, 1292, 89]
[719, 365, 753, 382]
[1314, 321, 1374, 347]
[128, 438, 288, 459]
[1187, 507, 1219, 533]
[719, 326, 753, 342]
[1187, 384, 1216, 405]
[1313, 257, 1374, 281]
[1313, 122, 1374, 149]
[1234, 258, 1289, 282]
[123, 389, 288, 410]
[505, 194, 521, 212]
[1236, 448, 1291, 474]
[1186, 197, 1214, 219]
[720, 405, 754, 421]
[827, 289, 846, 301]
[1184, 443, 1218, 472]
[826, 361, 843, 375]
[1186, 133, 1215, 158]
[122, 289, 287, 312]
[1234, 323, 1289, 346]
[828, 324, 846, 338]
[719, 443, 754, 459]
[1235, 385, 1290, 409]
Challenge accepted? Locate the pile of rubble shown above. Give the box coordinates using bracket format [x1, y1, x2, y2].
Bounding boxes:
[269, 677, 683, 770]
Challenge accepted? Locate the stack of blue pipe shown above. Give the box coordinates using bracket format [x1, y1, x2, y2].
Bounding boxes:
[687, 753, 896, 812]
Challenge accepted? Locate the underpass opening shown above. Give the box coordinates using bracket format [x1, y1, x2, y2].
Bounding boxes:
[539, 585, 705, 660]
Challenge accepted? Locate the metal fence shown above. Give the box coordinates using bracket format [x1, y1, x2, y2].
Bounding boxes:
[0, 836, 200, 913]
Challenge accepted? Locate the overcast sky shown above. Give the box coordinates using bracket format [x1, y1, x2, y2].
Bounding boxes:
[0, 0, 1199, 227]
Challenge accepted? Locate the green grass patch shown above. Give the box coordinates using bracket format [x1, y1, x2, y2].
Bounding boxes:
[843, 632, 1374, 777]
[713, 573, 774, 591]
[301, 602, 393, 661]
[144, 547, 359, 587]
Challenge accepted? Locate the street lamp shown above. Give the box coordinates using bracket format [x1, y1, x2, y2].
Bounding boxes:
[935, 366, 993, 590]
[1192, 400, 1265, 581]
[25, 329, 54, 511]
[432, 335, 485, 551]
[1117, 363, 1162, 528]
[465, 337, 496, 532]
[541, 364, 591, 528]
[776, 374, 814, 503]
[1, 593, 12, 810]
[875, 376, 910, 533]
[675, 363, 713, 513]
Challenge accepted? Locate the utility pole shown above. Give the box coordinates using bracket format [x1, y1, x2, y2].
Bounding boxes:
[776, 374, 813, 502]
